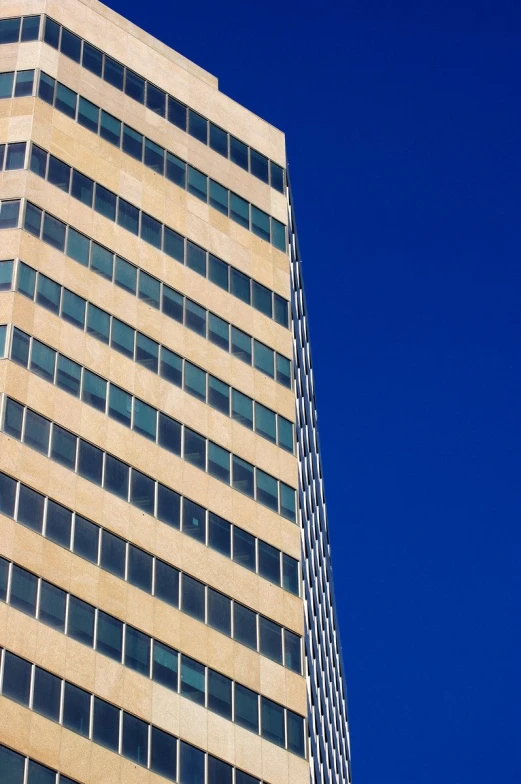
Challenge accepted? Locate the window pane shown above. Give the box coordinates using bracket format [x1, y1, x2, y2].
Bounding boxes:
[184, 362, 206, 402]
[287, 710, 305, 757]
[14, 69, 35, 98]
[10, 328, 30, 367]
[282, 554, 299, 596]
[2, 651, 31, 706]
[60, 28, 81, 63]
[67, 595, 95, 646]
[73, 515, 99, 564]
[208, 314, 229, 353]
[154, 560, 179, 609]
[100, 530, 126, 578]
[208, 513, 230, 558]
[261, 697, 284, 747]
[183, 428, 206, 471]
[235, 683, 259, 733]
[209, 180, 228, 216]
[180, 741, 204, 784]
[251, 207, 270, 243]
[146, 83, 166, 116]
[115, 256, 137, 293]
[66, 227, 90, 266]
[231, 389, 254, 429]
[36, 273, 61, 314]
[144, 137, 164, 173]
[271, 218, 286, 251]
[56, 355, 81, 397]
[208, 442, 230, 484]
[77, 439, 103, 485]
[162, 285, 183, 323]
[0, 325, 5, 358]
[252, 280, 272, 316]
[130, 468, 155, 513]
[82, 41, 103, 76]
[133, 398, 157, 441]
[82, 369, 107, 412]
[209, 123, 228, 156]
[232, 527, 256, 571]
[10, 564, 37, 616]
[93, 697, 120, 752]
[230, 136, 249, 170]
[63, 682, 91, 736]
[124, 69, 145, 103]
[122, 125, 143, 161]
[284, 629, 302, 674]
[125, 625, 150, 676]
[122, 712, 149, 765]
[280, 482, 296, 522]
[209, 255, 228, 291]
[232, 456, 254, 498]
[0, 18, 20, 44]
[158, 412, 181, 455]
[0, 200, 20, 229]
[230, 268, 251, 304]
[254, 340, 274, 378]
[160, 347, 182, 386]
[208, 756, 232, 784]
[270, 161, 285, 193]
[24, 202, 42, 237]
[258, 540, 280, 584]
[157, 484, 181, 529]
[230, 193, 249, 229]
[231, 327, 252, 365]
[91, 242, 113, 280]
[37, 72, 54, 104]
[278, 417, 293, 453]
[17, 484, 44, 533]
[0, 71, 14, 99]
[62, 289, 86, 327]
[188, 110, 207, 143]
[51, 422, 77, 470]
[182, 498, 206, 542]
[276, 354, 292, 388]
[99, 111, 121, 147]
[39, 580, 66, 632]
[152, 640, 178, 690]
[127, 544, 153, 593]
[250, 149, 269, 183]
[47, 155, 71, 192]
[138, 271, 160, 308]
[46, 498, 72, 548]
[208, 375, 229, 416]
[274, 294, 289, 327]
[255, 404, 276, 444]
[0, 556, 7, 601]
[0, 471, 16, 517]
[4, 398, 24, 440]
[186, 241, 206, 276]
[96, 610, 123, 662]
[104, 56, 124, 90]
[94, 182, 118, 221]
[163, 225, 185, 263]
[24, 409, 50, 455]
[207, 588, 231, 638]
[168, 96, 187, 130]
[55, 82, 77, 119]
[108, 384, 131, 427]
[111, 318, 134, 359]
[28, 759, 55, 784]
[104, 454, 129, 500]
[151, 726, 177, 780]
[208, 669, 233, 725]
[33, 666, 61, 721]
[181, 574, 205, 622]
[117, 198, 139, 235]
[87, 303, 110, 344]
[165, 152, 186, 188]
[185, 299, 206, 337]
[43, 17, 60, 48]
[180, 655, 205, 705]
[5, 142, 26, 170]
[233, 603, 257, 650]
[256, 469, 278, 512]
[259, 615, 282, 664]
[136, 333, 158, 373]
[187, 167, 207, 202]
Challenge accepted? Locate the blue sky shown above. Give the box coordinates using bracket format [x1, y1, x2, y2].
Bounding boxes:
[104, 1, 521, 780]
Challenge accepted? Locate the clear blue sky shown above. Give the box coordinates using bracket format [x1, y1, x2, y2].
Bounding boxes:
[104, 1, 521, 781]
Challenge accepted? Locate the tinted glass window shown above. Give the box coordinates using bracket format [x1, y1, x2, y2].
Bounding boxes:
[33, 666, 61, 721]
[158, 413, 181, 456]
[91, 242, 113, 279]
[254, 340, 274, 378]
[181, 574, 205, 622]
[168, 96, 187, 130]
[209, 180, 228, 216]
[157, 484, 181, 529]
[73, 515, 99, 564]
[124, 69, 145, 103]
[231, 327, 252, 365]
[180, 655, 205, 705]
[230, 136, 249, 170]
[62, 289, 86, 327]
[125, 625, 151, 676]
[146, 83, 166, 116]
[0, 72, 14, 99]
[24, 203, 41, 237]
[282, 554, 299, 596]
[63, 682, 90, 736]
[111, 318, 134, 359]
[108, 385, 131, 427]
[188, 110, 207, 143]
[151, 726, 177, 780]
[104, 56, 124, 90]
[235, 683, 259, 733]
[133, 398, 156, 441]
[261, 697, 285, 747]
[233, 603, 257, 650]
[284, 629, 301, 674]
[208, 756, 232, 784]
[17, 484, 44, 533]
[270, 161, 285, 193]
[60, 28, 81, 63]
[82, 42, 103, 76]
[208, 315, 229, 354]
[233, 527, 256, 571]
[256, 470, 278, 513]
[100, 529, 126, 578]
[280, 482, 296, 522]
[104, 454, 129, 501]
[208, 442, 230, 484]
[278, 417, 294, 453]
[186, 241, 206, 276]
[2, 651, 31, 706]
[255, 403, 276, 444]
[182, 498, 206, 542]
[209, 255, 229, 291]
[66, 227, 90, 267]
[166, 152, 186, 188]
[184, 362, 206, 402]
[4, 398, 24, 440]
[185, 299, 206, 337]
[96, 610, 123, 662]
[258, 540, 280, 584]
[152, 640, 178, 690]
[115, 257, 137, 294]
[39, 580, 66, 632]
[130, 468, 155, 513]
[250, 149, 269, 183]
[36, 274, 61, 313]
[136, 333, 158, 373]
[183, 428, 206, 471]
[230, 268, 251, 304]
[93, 697, 120, 752]
[99, 111, 121, 147]
[45, 499, 72, 548]
[21, 18, 40, 43]
[276, 354, 292, 388]
[94, 182, 117, 221]
[138, 271, 160, 308]
[162, 285, 183, 322]
[160, 347, 182, 386]
[251, 207, 270, 243]
[252, 280, 272, 316]
[67, 595, 95, 646]
[122, 712, 148, 765]
[207, 588, 231, 638]
[180, 741, 205, 784]
[127, 544, 153, 593]
[47, 155, 71, 192]
[0, 471, 16, 517]
[14, 70, 34, 98]
[287, 709, 305, 757]
[24, 409, 50, 455]
[0, 18, 20, 44]
[154, 559, 179, 608]
[10, 564, 37, 616]
[232, 455, 254, 498]
[122, 125, 143, 161]
[208, 513, 231, 558]
[56, 356, 81, 397]
[274, 294, 289, 327]
[77, 439, 103, 485]
[86, 303, 110, 344]
[55, 82, 77, 118]
[259, 616, 283, 664]
[117, 198, 139, 236]
[209, 124, 228, 156]
[82, 369, 107, 412]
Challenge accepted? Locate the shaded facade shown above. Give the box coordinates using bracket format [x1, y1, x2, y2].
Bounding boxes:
[0, 1, 351, 782]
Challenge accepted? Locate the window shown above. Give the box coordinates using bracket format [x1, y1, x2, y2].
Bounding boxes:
[209, 180, 228, 216]
[138, 271, 160, 308]
[284, 629, 301, 674]
[185, 299, 206, 337]
[10, 564, 37, 616]
[67, 595, 95, 647]
[184, 362, 206, 401]
[208, 315, 229, 353]
[77, 439, 103, 485]
[63, 682, 90, 736]
[180, 656, 205, 705]
[0, 18, 20, 44]
[93, 697, 120, 752]
[252, 280, 272, 316]
[182, 498, 206, 542]
[122, 712, 148, 765]
[83, 42, 103, 76]
[125, 626, 150, 676]
[282, 554, 299, 596]
[56, 355, 81, 397]
[13, 67, 34, 98]
[118, 198, 139, 235]
[186, 241, 206, 276]
[115, 256, 137, 293]
[55, 82, 77, 118]
[17, 484, 44, 533]
[181, 574, 205, 622]
[66, 227, 90, 266]
[100, 111, 121, 147]
[233, 603, 257, 650]
[231, 390, 253, 429]
[287, 710, 305, 757]
[136, 333, 158, 372]
[45, 499, 72, 548]
[168, 96, 186, 130]
[208, 513, 231, 558]
[62, 289, 86, 327]
[251, 208, 270, 243]
[144, 138, 164, 173]
[154, 560, 179, 608]
[278, 417, 294, 453]
[60, 28, 82, 63]
[280, 483, 296, 522]
[259, 616, 283, 664]
[39, 581, 66, 632]
[208, 442, 230, 484]
[254, 340, 274, 378]
[82, 369, 107, 412]
[233, 527, 256, 571]
[91, 242, 113, 279]
[230, 268, 251, 304]
[94, 183, 117, 221]
[166, 153, 186, 188]
[250, 149, 269, 183]
[209, 255, 228, 290]
[0, 71, 14, 99]
[207, 589, 231, 638]
[188, 110, 207, 143]
[152, 640, 178, 690]
[271, 218, 286, 251]
[208, 756, 232, 784]
[258, 541, 280, 584]
[87, 303, 110, 344]
[230, 137, 249, 170]
[28, 760, 56, 783]
[47, 155, 71, 192]
[276, 354, 292, 388]
[230, 193, 249, 229]
[157, 484, 181, 529]
[73, 515, 99, 564]
[2, 651, 31, 706]
[133, 399, 157, 441]
[108, 384, 132, 427]
[270, 161, 285, 193]
[0, 200, 20, 229]
[24, 409, 50, 455]
[151, 726, 177, 780]
[231, 327, 252, 365]
[124, 69, 145, 103]
[38, 72, 54, 105]
[235, 683, 258, 733]
[255, 404, 276, 443]
[5, 142, 26, 170]
[160, 347, 182, 386]
[162, 285, 183, 322]
[104, 55, 124, 90]
[104, 454, 129, 500]
[96, 610, 123, 662]
[146, 83, 166, 116]
[33, 666, 61, 721]
[158, 413, 181, 456]
[261, 697, 285, 747]
[130, 468, 155, 512]
[274, 294, 289, 327]
[122, 125, 143, 161]
[232, 456, 254, 498]
[180, 741, 205, 784]
[111, 318, 134, 358]
[256, 470, 278, 512]
[100, 529, 126, 579]
[0, 471, 16, 517]
[127, 544, 153, 593]
[36, 274, 60, 314]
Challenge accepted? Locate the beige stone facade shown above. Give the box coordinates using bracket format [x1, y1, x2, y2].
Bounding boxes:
[0, 1, 309, 782]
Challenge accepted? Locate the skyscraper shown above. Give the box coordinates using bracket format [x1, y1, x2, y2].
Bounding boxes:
[0, 2, 351, 783]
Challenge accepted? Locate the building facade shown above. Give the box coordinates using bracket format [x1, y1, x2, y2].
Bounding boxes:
[0, 2, 351, 783]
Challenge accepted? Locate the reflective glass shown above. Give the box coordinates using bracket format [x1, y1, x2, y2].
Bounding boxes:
[250, 149, 269, 183]
[62, 289, 86, 327]
[56, 355, 81, 397]
[117, 197, 139, 235]
[208, 756, 232, 784]
[185, 299, 206, 337]
[99, 111, 121, 147]
[82, 42, 103, 76]
[82, 369, 107, 412]
[259, 616, 282, 664]
[270, 161, 285, 193]
[276, 353, 292, 388]
[14, 70, 34, 98]
[0, 200, 20, 229]
[261, 697, 285, 747]
[45, 499, 72, 548]
[235, 683, 259, 733]
[0, 471, 16, 517]
[122, 125, 143, 161]
[60, 28, 81, 63]
[208, 375, 229, 416]
[66, 227, 90, 266]
[100, 529, 126, 578]
[208, 314, 229, 353]
[164, 225, 184, 261]
[125, 625, 150, 676]
[208, 513, 231, 558]
[67, 595, 95, 646]
[284, 629, 302, 674]
[138, 271, 160, 308]
[157, 484, 181, 529]
[256, 469, 278, 512]
[111, 318, 134, 358]
[181, 574, 205, 622]
[108, 384, 131, 427]
[77, 439, 103, 485]
[5, 142, 26, 170]
[17, 484, 45, 533]
[93, 697, 120, 752]
[24, 203, 42, 237]
[96, 610, 123, 662]
[154, 559, 179, 608]
[231, 390, 253, 430]
[280, 482, 296, 522]
[136, 333, 158, 372]
[251, 207, 270, 243]
[184, 361, 206, 402]
[233, 527, 256, 571]
[151, 726, 177, 780]
[91, 242, 113, 279]
[152, 640, 178, 690]
[230, 136, 249, 170]
[146, 83, 166, 116]
[188, 110, 207, 143]
[33, 666, 61, 721]
[43, 17, 60, 48]
[144, 138, 164, 173]
[231, 327, 252, 365]
[10, 564, 37, 616]
[230, 268, 250, 304]
[36, 273, 61, 314]
[274, 294, 289, 327]
[22, 16, 41, 42]
[47, 155, 71, 191]
[180, 655, 205, 705]
[103, 56, 124, 90]
[255, 403, 276, 444]
[209, 180, 228, 215]
[187, 167, 207, 201]
[162, 285, 183, 322]
[179, 741, 204, 784]
[94, 182, 117, 220]
[55, 82, 77, 118]
[2, 651, 31, 706]
[24, 409, 50, 455]
[209, 124, 228, 156]
[115, 256, 137, 293]
[86, 303, 110, 344]
[271, 218, 286, 251]
[252, 280, 272, 316]
[63, 682, 90, 736]
[133, 398, 156, 440]
[168, 96, 187, 130]
[254, 340, 274, 378]
[73, 515, 99, 564]
[186, 241, 206, 276]
[0, 71, 14, 99]
[160, 346, 182, 386]
[207, 588, 231, 638]
[207, 672, 233, 722]
[122, 712, 148, 765]
[4, 398, 24, 440]
[209, 254, 229, 291]
[282, 554, 299, 596]
[39, 580, 66, 632]
[258, 540, 280, 584]
[233, 603, 257, 650]
[130, 468, 155, 512]
[232, 455, 254, 498]
[127, 544, 153, 593]
[38, 72, 54, 104]
[124, 69, 145, 103]
[278, 417, 294, 453]
[104, 454, 129, 500]
[0, 18, 20, 44]
[208, 442, 230, 484]
[183, 428, 206, 471]
[158, 413, 181, 456]
[287, 709, 305, 757]
[182, 498, 205, 542]
[166, 152, 186, 188]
